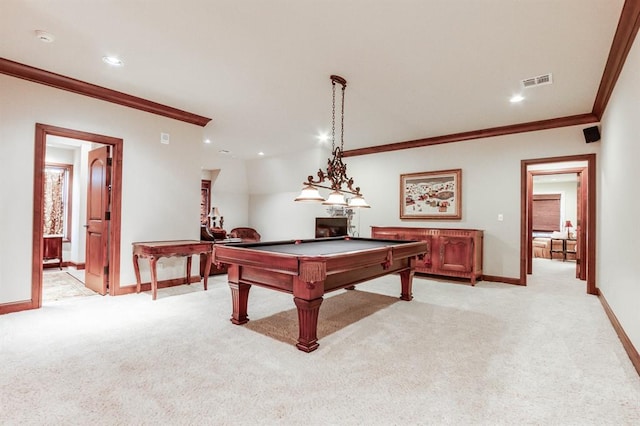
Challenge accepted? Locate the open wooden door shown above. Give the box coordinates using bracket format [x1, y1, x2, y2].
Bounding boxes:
[85, 146, 111, 295]
[526, 171, 534, 275]
[576, 169, 587, 280]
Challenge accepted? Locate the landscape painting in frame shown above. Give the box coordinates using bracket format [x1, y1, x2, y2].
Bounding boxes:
[400, 169, 462, 220]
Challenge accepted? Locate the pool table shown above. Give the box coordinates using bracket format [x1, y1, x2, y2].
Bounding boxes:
[212, 236, 428, 352]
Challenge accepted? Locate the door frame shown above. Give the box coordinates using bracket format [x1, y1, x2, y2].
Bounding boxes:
[32, 123, 123, 308]
[520, 153, 597, 295]
[527, 167, 586, 278]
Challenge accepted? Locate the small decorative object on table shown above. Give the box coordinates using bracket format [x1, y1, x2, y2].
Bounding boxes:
[564, 220, 574, 238]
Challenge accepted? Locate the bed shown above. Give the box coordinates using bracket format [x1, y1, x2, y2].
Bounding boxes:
[533, 231, 576, 260]
[532, 232, 553, 258]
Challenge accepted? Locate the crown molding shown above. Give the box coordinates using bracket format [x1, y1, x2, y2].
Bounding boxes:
[343, 113, 599, 157]
[592, 0, 640, 119]
[0, 57, 212, 127]
[346, 1, 639, 157]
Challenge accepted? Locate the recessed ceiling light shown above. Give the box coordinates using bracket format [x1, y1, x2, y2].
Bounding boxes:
[34, 30, 55, 43]
[258, 152, 265, 156]
[318, 132, 329, 143]
[102, 56, 123, 67]
[510, 94, 525, 103]
[204, 139, 211, 144]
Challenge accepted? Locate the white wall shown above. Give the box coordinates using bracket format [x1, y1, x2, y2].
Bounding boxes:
[200, 156, 249, 232]
[247, 126, 599, 279]
[599, 32, 640, 351]
[0, 75, 237, 303]
[247, 145, 330, 240]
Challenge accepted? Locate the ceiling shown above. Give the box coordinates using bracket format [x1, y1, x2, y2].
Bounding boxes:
[0, 1, 625, 159]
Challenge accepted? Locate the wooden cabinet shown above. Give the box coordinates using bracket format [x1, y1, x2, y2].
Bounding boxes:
[43, 235, 63, 269]
[371, 226, 483, 285]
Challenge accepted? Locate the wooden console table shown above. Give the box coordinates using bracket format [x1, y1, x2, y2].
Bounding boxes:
[132, 240, 213, 300]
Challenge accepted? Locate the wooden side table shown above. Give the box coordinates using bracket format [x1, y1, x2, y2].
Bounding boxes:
[132, 240, 213, 300]
[550, 238, 576, 261]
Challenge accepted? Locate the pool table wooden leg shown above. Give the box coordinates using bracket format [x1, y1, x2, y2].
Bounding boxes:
[293, 297, 323, 352]
[399, 269, 414, 301]
[229, 282, 251, 324]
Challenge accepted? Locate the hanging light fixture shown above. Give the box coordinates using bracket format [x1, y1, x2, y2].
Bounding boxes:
[294, 75, 370, 208]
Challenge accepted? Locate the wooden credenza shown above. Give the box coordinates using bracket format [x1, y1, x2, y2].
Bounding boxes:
[371, 226, 483, 285]
[43, 235, 63, 269]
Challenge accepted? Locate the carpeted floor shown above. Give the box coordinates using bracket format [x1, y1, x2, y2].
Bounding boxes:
[245, 289, 399, 345]
[1, 259, 639, 425]
[42, 269, 95, 301]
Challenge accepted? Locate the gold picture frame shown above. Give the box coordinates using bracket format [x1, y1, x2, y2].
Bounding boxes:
[400, 169, 462, 220]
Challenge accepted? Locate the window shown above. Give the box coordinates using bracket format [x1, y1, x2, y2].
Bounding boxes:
[44, 163, 73, 242]
[532, 193, 561, 232]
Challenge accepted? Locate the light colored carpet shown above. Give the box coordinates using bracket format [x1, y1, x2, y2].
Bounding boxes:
[42, 270, 94, 301]
[1, 259, 639, 425]
[244, 289, 399, 345]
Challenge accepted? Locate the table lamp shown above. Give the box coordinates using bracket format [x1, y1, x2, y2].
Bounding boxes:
[565, 220, 573, 238]
[209, 207, 222, 228]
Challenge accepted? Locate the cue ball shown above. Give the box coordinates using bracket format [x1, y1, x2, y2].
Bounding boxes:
[295, 240, 301, 244]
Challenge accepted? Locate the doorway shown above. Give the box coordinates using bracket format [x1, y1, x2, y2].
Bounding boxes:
[521, 154, 596, 295]
[31, 124, 123, 309]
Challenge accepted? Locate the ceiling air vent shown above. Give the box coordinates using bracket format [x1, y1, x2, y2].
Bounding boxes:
[522, 73, 553, 88]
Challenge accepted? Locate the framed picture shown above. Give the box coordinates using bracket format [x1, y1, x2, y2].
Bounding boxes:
[400, 169, 462, 220]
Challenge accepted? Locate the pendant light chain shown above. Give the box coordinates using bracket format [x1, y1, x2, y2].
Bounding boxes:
[340, 83, 345, 151]
[331, 80, 336, 152]
[293, 74, 370, 208]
